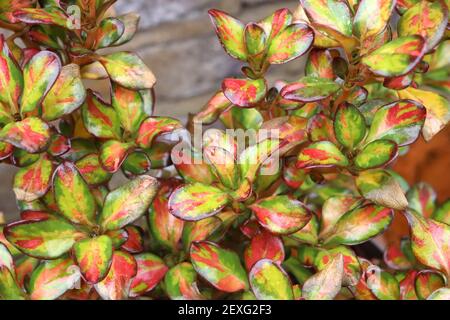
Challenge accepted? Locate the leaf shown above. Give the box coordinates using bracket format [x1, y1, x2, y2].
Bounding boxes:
[122, 151, 151, 176]
[20, 50, 60, 114]
[258, 8, 293, 41]
[281, 76, 340, 102]
[190, 241, 248, 292]
[414, 270, 446, 300]
[42, 64, 86, 121]
[120, 226, 144, 253]
[14, 7, 70, 28]
[249, 195, 311, 235]
[289, 214, 320, 245]
[398, 87, 450, 141]
[13, 155, 53, 202]
[305, 49, 335, 79]
[244, 231, 284, 271]
[53, 162, 96, 226]
[266, 23, 314, 64]
[48, 134, 70, 157]
[114, 13, 140, 46]
[0, 0, 32, 23]
[296, 141, 348, 169]
[366, 266, 400, 300]
[0, 117, 50, 154]
[361, 36, 426, 77]
[334, 102, 367, 150]
[353, 0, 396, 41]
[222, 78, 267, 108]
[164, 262, 203, 300]
[244, 23, 266, 67]
[182, 217, 223, 251]
[406, 183, 436, 219]
[302, 254, 344, 300]
[356, 169, 409, 210]
[249, 259, 293, 300]
[208, 9, 247, 61]
[204, 146, 239, 189]
[94, 251, 137, 300]
[4, 217, 85, 259]
[307, 113, 337, 143]
[136, 117, 182, 148]
[403, 209, 450, 277]
[398, 1, 448, 51]
[168, 183, 229, 221]
[95, 17, 124, 49]
[99, 140, 134, 173]
[29, 257, 80, 300]
[73, 236, 113, 284]
[112, 83, 146, 134]
[0, 35, 22, 111]
[427, 288, 450, 300]
[82, 91, 121, 139]
[193, 91, 233, 125]
[354, 139, 398, 170]
[320, 196, 364, 238]
[300, 0, 352, 36]
[98, 52, 156, 90]
[129, 253, 168, 297]
[323, 204, 393, 246]
[365, 100, 426, 146]
[75, 153, 112, 186]
[433, 200, 450, 226]
[99, 175, 159, 231]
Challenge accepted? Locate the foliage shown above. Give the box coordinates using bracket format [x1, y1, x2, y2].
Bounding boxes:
[0, 0, 449, 300]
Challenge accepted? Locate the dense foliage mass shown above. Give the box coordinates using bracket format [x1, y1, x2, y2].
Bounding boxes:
[0, 0, 449, 300]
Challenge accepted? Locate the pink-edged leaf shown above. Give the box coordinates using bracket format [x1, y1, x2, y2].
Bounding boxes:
[95, 17, 125, 49]
[0, 117, 50, 154]
[244, 231, 285, 271]
[135, 117, 182, 148]
[75, 153, 112, 185]
[306, 49, 335, 79]
[182, 217, 224, 251]
[99, 140, 134, 173]
[48, 134, 70, 157]
[353, 0, 396, 41]
[296, 141, 348, 169]
[129, 253, 168, 297]
[193, 91, 233, 125]
[14, 7, 70, 28]
[222, 78, 267, 108]
[121, 226, 144, 253]
[307, 113, 337, 143]
[111, 83, 147, 134]
[334, 102, 367, 150]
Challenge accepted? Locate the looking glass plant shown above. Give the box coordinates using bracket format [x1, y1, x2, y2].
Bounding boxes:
[0, 0, 449, 300]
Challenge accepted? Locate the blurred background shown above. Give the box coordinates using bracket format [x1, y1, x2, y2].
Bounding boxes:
[0, 0, 449, 223]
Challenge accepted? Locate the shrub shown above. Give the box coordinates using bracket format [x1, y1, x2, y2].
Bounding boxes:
[0, 0, 449, 300]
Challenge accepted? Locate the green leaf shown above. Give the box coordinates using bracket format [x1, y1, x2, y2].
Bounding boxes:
[74, 235, 113, 284]
[82, 91, 121, 139]
[98, 52, 156, 90]
[249, 195, 311, 235]
[366, 267, 400, 300]
[308, 113, 337, 143]
[129, 253, 168, 297]
[267, 23, 314, 64]
[20, 50, 61, 114]
[354, 139, 398, 170]
[4, 217, 85, 259]
[112, 83, 146, 134]
[323, 204, 393, 246]
[136, 117, 182, 148]
[334, 102, 367, 150]
[244, 231, 284, 271]
[182, 217, 223, 251]
[356, 169, 409, 210]
[302, 254, 344, 300]
[361, 36, 426, 77]
[204, 146, 239, 189]
[406, 183, 436, 218]
[365, 100, 426, 146]
[75, 153, 112, 186]
[398, 1, 448, 52]
[190, 241, 248, 293]
[222, 78, 267, 108]
[296, 141, 348, 169]
[414, 270, 446, 300]
[164, 262, 203, 300]
[122, 151, 151, 176]
[0, 35, 22, 111]
[353, 0, 395, 41]
[99, 175, 159, 231]
[53, 162, 96, 226]
[42, 64, 86, 121]
[94, 250, 137, 300]
[95, 17, 124, 49]
[99, 140, 134, 173]
[168, 183, 229, 221]
[403, 209, 450, 277]
[300, 0, 352, 36]
[0, 244, 26, 300]
[208, 9, 247, 61]
[281, 76, 340, 102]
[244, 22, 266, 61]
[289, 214, 320, 245]
[13, 155, 53, 202]
[315, 246, 361, 286]
[249, 259, 293, 300]
[0, 117, 50, 154]
[305, 49, 335, 79]
[29, 257, 81, 300]
[433, 200, 450, 225]
[14, 7, 70, 28]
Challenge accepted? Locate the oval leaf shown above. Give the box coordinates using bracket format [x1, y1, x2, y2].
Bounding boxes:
[249, 259, 293, 300]
[354, 139, 398, 170]
[281, 76, 340, 102]
[222, 78, 267, 108]
[334, 102, 367, 150]
[0, 117, 50, 154]
[296, 141, 349, 169]
[129, 253, 168, 297]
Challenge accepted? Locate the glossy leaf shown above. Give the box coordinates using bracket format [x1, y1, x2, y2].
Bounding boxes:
[244, 231, 285, 271]
[94, 251, 137, 300]
[95, 17, 124, 49]
[164, 262, 203, 300]
[414, 270, 446, 300]
[365, 100, 426, 146]
[315, 246, 361, 286]
[427, 288, 450, 300]
[281, 76, 340, 102]
[21, 50, 61, 114]
[204, 146, 239, 190]
[362, 36, 426, 77]
[433, 200, 450, 226]
[112, 84, 146, 134]
[354, 139, 398, 170]
[366, 267, 400, 300]
[168, 183, 229, 221]
[53, 162, 96, 226]
[136, 117, 182, 148]
[406, 183, 436, 218]
[323, 204, 393, 246]
[99, 140, 134, 173]
[249, 259, 293, 300]
[0, 35, 22, 111]
[29, 257, 80, 300]
[305, 49, 335, 79]
[129, 253, 168, 297]
[307, 113, 337, 143]
[74, 236, 113, 284]
[334, 103, 367, 150]
[222, 78, 267, 108]
[190, 241, 248, 292]
[14, 7, 69, 28]
[75, 153, 112, 186]
[0, 117, 50, 154]
[353, 0, 395, 41]
[320, 196, 363, 238]
[120, 226, 144, 253]
[114, 13, 140, 46]
[296, 141, 348, 169]
[99, 175, 159, 231]
[193, 91, 233, 125]
[250, 195, 311, 235]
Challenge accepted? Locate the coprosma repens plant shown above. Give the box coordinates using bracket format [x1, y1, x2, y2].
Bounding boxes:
[0, 0, 449, 301]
